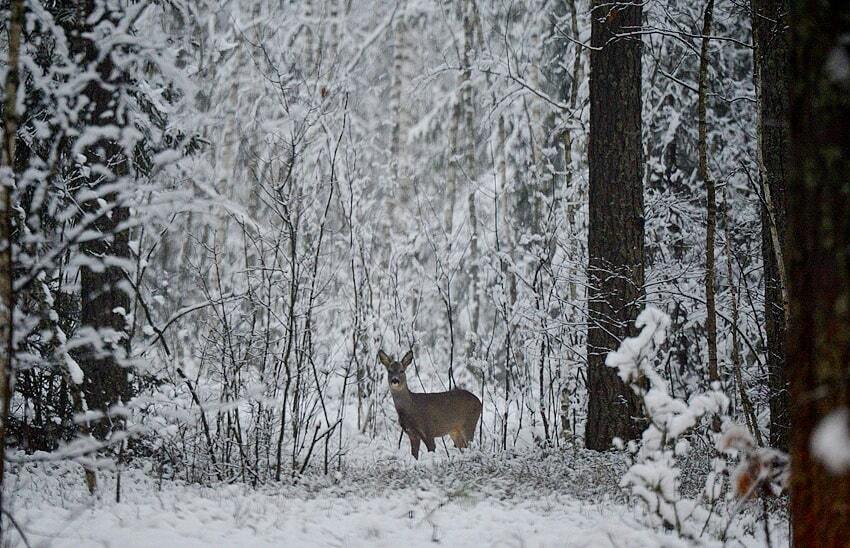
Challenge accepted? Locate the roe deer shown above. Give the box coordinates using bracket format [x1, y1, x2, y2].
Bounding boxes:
[378, 349, 482, 459]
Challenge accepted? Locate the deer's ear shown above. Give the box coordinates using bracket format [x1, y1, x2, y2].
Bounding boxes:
[400, 350, 414, 369]
[377, 350, 392, 368]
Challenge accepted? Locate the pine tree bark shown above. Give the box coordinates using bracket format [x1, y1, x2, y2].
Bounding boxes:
[585, 0, 645, 450]
[752, 0, 791, 450]
[787, 0, 850, 543]
[68, 1, 132, 439]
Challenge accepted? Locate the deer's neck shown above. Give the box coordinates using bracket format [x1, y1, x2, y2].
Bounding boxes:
[390, 387, 416, 413]
[391, 387, 424, 435]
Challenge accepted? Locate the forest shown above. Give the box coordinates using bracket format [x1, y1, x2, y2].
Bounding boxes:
[0, 0, 848, 546]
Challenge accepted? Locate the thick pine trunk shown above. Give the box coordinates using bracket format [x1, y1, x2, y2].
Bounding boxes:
[752, 0, 791, 450]
[585, 0, 645, 450]
[68, 1, 132, 439]
[787, 0, 850, 543]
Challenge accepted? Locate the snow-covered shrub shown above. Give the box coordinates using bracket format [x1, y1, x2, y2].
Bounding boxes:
[607, 306, 784, 541]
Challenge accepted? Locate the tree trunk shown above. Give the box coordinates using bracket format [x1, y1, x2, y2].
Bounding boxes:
[68, 1, 132, 440]
[698, 0, 718, 384]
[565, 0, 584, 304]
[723, 192, 762, 447]
[461, 0, 480, 363]
[787, 0, 850, 543]
[752, 0, 791, 450]
[585, 0, 645, 450]
[0, 0, 24, 534]
[389, 3, 409, 223]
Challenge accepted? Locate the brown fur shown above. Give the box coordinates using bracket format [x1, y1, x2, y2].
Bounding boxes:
[379, 349, 482, 459]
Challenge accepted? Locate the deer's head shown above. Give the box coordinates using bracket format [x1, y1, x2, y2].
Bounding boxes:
[378, 349, 413, 392]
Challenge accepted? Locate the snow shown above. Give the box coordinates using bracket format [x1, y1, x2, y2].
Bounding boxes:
[2, 0, 792, 546]
[605, 306, 670, 385]
[5, 449, 783, 548]
[826, 36, 850, 83]
[811, 407, 850, 473]
[9, 484, 673, 547]
[64, 354, 84, 385]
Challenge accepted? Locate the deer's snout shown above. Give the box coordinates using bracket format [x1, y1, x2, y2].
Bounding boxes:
[390, 376, 401, 387]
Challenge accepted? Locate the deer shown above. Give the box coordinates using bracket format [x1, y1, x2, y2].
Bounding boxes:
[378, 349, 482, 460]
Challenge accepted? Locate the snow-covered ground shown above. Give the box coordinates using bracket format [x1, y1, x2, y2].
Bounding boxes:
[9, 481, 680, 547]
[5, 448, 785, 547]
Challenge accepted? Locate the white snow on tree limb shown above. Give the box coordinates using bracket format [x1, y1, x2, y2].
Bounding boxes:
[826, 35, 850, 82]
[606, 306, 670, 386]
[812, 407, 850, 474]
[65, 354, 84, 385]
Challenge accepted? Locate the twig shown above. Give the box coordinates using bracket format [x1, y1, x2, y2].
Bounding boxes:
[299, 419, 342, 475]
[176, 367, 222, 482]
[1, 508, 32, 548]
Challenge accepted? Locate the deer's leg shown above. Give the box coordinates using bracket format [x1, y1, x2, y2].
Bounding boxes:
[464, 422, 476, 444]
[465, 411, 481, 443]
[408, 433, 421, 460]
[423, 437, 436, 452]
[450, 429, 468, 449]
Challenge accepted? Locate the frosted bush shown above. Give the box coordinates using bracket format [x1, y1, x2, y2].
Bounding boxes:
[608, 306, 777, 541]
